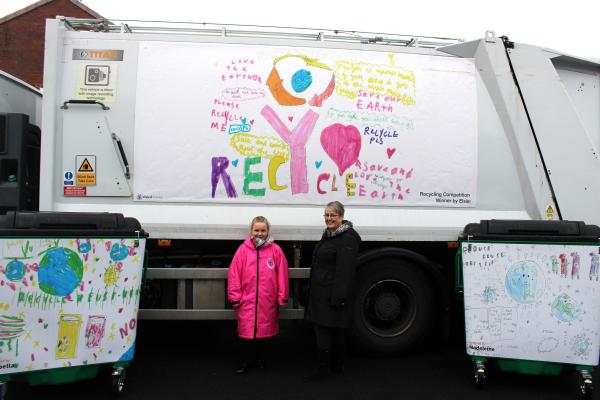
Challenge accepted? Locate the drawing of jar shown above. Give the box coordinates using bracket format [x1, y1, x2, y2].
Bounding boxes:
[56, 314, 82, 359]
[85, 315, 106, 348]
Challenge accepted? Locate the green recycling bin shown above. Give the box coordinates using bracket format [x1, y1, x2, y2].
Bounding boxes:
[457, 220, 600, 399]
[0, 211, 147, 397]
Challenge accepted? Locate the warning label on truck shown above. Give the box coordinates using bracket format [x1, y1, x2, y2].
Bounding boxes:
[75, 64, 117, 103]
[64, 186, 87, 196]
[76, 155, 96, 186]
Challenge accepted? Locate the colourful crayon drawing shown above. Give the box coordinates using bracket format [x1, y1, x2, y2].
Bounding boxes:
[0, 315, 25, 356]
[571, 252, 580, 279]
[38, 246, 83, 297]
[550, 255, 559, 274]
[4, 260, 26, 282]
[333, 55, 416, 105]
[463, 243, 600, 365]
[482, 286, 498, 304]
[0, 237, 145, 374]
[133, 42, 477, 206]
[229, 132, 289, 160]
[104, 261, 122, 287]
[590, 252, 599, 280]
[261, 105, 319, 194]
[320, 123, 362, 175]
[505, 260, 545, 304]
[56, 314, 82, 359]
[267, 54, 335, 107]
[327, 107, 415, 129]
[85, 315, 106, 348]
[570, 333, 592, 358]
[228, 117, 252, 135]
[551, 293, 581, 322]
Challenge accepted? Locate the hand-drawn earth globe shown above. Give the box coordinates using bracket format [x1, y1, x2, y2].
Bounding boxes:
[551, 293, 580, 322]
[38, 247, 83, 296]
[5, 260, 26, 281]
[505, 260, 545, 304]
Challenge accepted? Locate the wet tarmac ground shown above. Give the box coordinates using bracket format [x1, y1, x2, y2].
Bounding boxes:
[7, 320, 600, 400]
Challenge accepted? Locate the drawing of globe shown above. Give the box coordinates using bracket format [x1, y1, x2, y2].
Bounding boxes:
[551, 293, 580, 322]
[505, 260, 544, 304]
[38, 247, 83, 296]
[5, 260, 26, 281]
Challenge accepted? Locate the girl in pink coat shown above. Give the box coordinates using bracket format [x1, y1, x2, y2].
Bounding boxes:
[228, 216, 289, 374]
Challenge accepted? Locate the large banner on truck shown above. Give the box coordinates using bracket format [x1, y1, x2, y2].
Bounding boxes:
[134, 41, 477, 206]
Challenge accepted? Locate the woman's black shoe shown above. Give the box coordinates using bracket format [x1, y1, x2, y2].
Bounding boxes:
[235, 363, 250, 375]
[235, 359, 264, 375]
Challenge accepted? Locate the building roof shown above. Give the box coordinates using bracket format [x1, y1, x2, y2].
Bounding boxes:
[0, 0, 104, 25]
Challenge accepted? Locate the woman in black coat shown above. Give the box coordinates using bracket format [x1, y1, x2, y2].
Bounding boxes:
[306, 201, 361, 379]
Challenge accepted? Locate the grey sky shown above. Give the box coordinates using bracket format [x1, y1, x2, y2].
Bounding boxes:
[1, 0, 599, 59]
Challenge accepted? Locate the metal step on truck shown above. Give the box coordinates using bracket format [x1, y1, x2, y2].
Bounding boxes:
[1, 16, 599, 356]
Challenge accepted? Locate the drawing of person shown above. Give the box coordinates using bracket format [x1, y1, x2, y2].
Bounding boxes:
[589, 252, 599, 281]
[550, 255, 559, 275]
[227, 216, 289, 375]
[559, 253, 568, 278]
[570, 252, 580, 280]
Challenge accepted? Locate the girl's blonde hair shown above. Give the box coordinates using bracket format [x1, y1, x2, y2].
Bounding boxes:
[250, 216, 270, 232]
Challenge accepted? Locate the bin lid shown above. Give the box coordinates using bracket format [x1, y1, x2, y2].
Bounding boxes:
[0, 211, 146, 237]
[460, 219, 600, 242]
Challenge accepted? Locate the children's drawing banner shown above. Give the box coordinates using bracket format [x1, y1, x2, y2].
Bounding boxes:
[462, 242, 600, 365]
[133, 41, 477, 206]
[0, 237, 145, 374]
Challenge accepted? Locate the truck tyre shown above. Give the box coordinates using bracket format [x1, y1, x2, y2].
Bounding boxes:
[349, 259, 435, 355]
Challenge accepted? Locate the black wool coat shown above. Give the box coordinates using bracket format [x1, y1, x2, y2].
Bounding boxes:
[306, 226, 361, 328]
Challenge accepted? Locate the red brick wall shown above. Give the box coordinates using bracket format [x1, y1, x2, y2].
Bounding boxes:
[0, 0, 98, 88]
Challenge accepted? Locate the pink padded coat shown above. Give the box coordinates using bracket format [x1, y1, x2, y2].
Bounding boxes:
[227, 238, 289, 339]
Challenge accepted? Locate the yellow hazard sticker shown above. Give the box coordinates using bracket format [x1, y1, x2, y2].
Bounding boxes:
[545, 205, 555, 220]
[78, 158, 94, 172]
[76, 155, 96, 186]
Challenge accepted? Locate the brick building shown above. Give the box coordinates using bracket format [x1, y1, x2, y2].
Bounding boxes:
[0, 0, 103, 88]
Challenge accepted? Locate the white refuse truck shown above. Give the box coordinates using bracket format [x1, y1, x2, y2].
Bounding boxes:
[27, 17, 600, 354]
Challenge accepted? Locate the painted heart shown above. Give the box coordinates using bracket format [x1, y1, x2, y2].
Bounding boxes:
[320, 123, 361, 175]
[288, 116, 294, 122]
[386, 148, 396, 159]
[250, 119, 254, 125]
[110, 243, 129, 261]
[315, 161, 323, 169]
[232, 159, 239, 167]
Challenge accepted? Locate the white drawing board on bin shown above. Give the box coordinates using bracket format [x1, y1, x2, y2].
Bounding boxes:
[462, 241, 600, 365]
[0, 237, 145, 375]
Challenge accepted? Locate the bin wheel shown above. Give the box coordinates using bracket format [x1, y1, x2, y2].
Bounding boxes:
[0, 381, 7, 400]
[112, 367, 126, 395]
[577, 370, 593, 400]
[473, 361, 486, 389]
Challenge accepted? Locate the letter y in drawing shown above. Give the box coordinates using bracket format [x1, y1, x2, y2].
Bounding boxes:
[261, 105, 319, 194]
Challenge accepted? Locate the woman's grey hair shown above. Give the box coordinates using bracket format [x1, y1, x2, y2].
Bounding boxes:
[325, 201, 345, 217]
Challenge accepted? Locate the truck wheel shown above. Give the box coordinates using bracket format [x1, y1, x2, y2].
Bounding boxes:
[349, 259, 435, 355]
